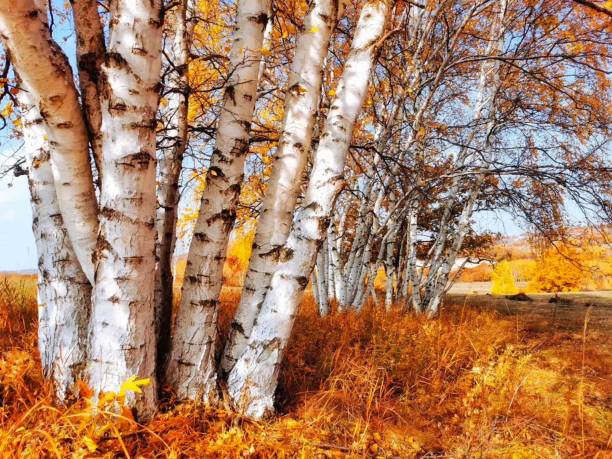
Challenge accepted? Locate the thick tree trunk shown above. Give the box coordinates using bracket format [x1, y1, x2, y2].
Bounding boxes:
[227, 0, 389, 418]
[165, 0, 271, 401]
[70, 0, 105, 185]
[87, 0, 163, 420]
[0, 0, 98, 283]
[154, 0, 194, 379]
[220, 0, 338, 376]
[17, 78, 91, 403]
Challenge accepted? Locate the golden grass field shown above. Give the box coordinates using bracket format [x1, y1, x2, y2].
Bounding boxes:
[0, 274, 610, 458]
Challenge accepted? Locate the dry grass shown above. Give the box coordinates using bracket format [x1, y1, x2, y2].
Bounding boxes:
[0, 275, 610, 458]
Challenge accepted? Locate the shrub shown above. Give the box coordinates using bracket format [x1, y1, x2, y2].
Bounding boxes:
[491, 260, 518, 295]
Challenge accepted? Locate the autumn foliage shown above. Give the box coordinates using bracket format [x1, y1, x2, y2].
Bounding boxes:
[0, 275, 609, 458]
[528, 242, 612, 293]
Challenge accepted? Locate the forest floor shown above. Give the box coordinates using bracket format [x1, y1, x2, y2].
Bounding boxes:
[0, 274, 610, 458]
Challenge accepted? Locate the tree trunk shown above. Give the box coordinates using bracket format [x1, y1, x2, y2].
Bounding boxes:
[315, 247, 330, 316]
[17, 76, 91, 403]
[0, 0, 99, 283]
[87, 0, 163, 421]
[70, 0, 105, 185]
[227, 0, 389, 418]
[165, 0, 271, 401]
[220, 0, 338, 376]
[154, 0, 194, 380]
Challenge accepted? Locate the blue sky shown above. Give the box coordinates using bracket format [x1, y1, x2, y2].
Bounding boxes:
[0, 175, 37, 271]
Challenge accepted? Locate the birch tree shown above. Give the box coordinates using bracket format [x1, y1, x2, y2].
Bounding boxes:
[227, 0, 390, 418]
[221, 0, 340, 375]
[86, 0, 163, 419]
[0, 0, 98, 283]
[155, 0, 195, 376]
[165, 0, 271, 401]
[15, 68, 91, 403]
[70, 0, 105, 184]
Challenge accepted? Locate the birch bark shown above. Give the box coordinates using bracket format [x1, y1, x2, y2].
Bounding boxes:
[227, 0, 389, 418]
[17, 78, 92, 403]
[70, 0, 105, 184]
[87, 0, 163, 420]
[155, 0, 194, 377]
[165, 0, 271, 401]
[315, 247, 330, 316]
[220, 0, 338, 375]
[0, 0, 98, 283]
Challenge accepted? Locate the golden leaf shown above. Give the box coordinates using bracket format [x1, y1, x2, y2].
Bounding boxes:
[83, 436, 97, 453]
[119, 375, 151, 396]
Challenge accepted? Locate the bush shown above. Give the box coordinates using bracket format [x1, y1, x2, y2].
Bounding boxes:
[491, 260, 518, 295]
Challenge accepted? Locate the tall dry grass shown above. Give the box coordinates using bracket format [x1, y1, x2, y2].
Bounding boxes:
[0, 276, 609, 458]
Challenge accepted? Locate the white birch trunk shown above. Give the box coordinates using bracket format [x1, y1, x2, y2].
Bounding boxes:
[257, 9, 273, 84]
[384, 237, 397, 310]
[416, 0, 508, 315]
[311, 272, 320, 306]
[0, 0, 98, 283]
[220, 0, 338, 375]
[227, 0, 389, 418]
[17, 79, 92, 403]
[155, 0, 194, 376]
[87, 0, 163, 420]
[165, 0, 271, 400]
[326, 226, 336, 302]
[315, 248, 330, 316]
[328, 221, 345, 301]
[70, 0, 105, 185]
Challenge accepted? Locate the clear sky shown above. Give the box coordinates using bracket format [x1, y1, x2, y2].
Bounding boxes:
[0, 173, 37, 271]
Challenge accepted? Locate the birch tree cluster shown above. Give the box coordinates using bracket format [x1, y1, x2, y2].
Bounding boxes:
[0, 0, 609, 419]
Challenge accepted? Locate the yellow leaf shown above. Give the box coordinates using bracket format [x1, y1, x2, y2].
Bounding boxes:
[83, 436, 97, 453]
[328, 88, 336, 97]
[119, 375, 151, 396]
[309, 26, 320, 33]
[1, 103, 13, 118]
[100, 391, 117, 404]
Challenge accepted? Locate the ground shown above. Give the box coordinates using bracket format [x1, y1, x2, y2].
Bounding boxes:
[0, 275, 610, 458]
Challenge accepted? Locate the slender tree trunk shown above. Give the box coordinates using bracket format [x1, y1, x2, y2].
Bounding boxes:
[0, 0, 98, 283]
[384, 239, 396, 310]
[425, 185, 480, 316]
[165, 0, 271, 401]
[325, 232, 335, 303]
[154, 0, 194, 379]
[70, 0, 105, 185]
[315, 247, 330, 316]
[328, 221, 345, 302]
[17, 77, 91, 403]
[227, 0, 389, 418]
[87, 0, 163, 420]
[220, 0, 338, 375]
[311, 272, 320, 306]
